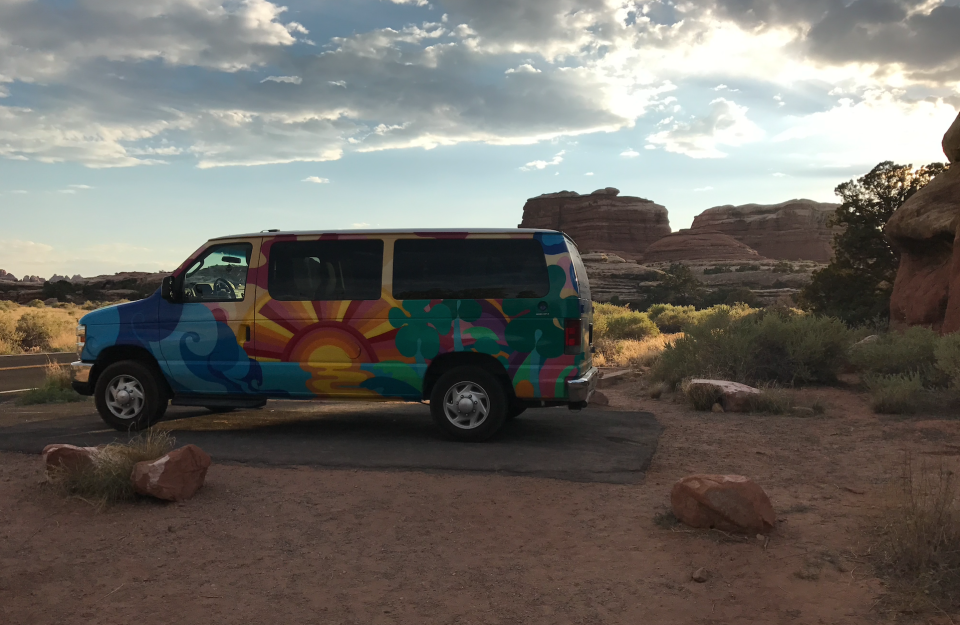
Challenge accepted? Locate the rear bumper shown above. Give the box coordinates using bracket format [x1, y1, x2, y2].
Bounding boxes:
[566, 366, 599, 403]
[71, 361, 93, 395]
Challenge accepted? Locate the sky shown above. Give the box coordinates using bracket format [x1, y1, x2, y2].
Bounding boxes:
[1, 0, 959, 279]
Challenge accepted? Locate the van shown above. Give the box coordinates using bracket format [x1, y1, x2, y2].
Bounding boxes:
[71, 229, 597, 441]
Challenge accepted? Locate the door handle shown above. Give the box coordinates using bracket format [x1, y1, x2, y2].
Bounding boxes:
[242, 324, 251, 342]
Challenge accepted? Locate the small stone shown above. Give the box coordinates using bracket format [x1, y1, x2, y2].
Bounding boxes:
[691, 568, 709, 583]
[711, 402, 724, 413]
[591, 390, 610, 406]
[671, 474, 777, 534]
[131, 444, 212, 502]
[42, 444, 98, 473]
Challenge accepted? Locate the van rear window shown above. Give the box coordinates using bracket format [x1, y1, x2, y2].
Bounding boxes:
[269, 240, 383, 301]
[393, 239, 550, 300]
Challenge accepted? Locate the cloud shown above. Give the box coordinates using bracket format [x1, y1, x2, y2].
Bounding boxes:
[261, 76, 303, 84]
[302, 176, 330, 184]
[352, 222, 370, 228]
[585, 172, 594, 176]
[10, 190, 27, 194]
[505, 64, 541, 74]
[693, 186, 714, 192]
[69, 184, 93, 189]
[645, 98, 764, 159]
[387, 0, 429, 5]
[772, 172, 786, 177]
[521, 150, 565, 171]
[620, 148, 640, 158]
[0, 239, 180, 279]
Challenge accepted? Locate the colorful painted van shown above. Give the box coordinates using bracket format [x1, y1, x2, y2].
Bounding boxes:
[71, 229, 597, 441]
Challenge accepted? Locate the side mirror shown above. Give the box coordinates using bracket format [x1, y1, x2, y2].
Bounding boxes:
[161, 275, 178, 302]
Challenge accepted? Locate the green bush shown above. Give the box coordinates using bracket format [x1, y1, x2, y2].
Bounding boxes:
[0, 312, 21, 354]
[15, 311, 72, 351]
[17, 362, 82, 405]
[865, 372, 924, 414]
[747, 387, 791, 414]
[650, 311, 851, 388]
[593, 303, 659, 341]
[736, 264, 761, 273]
[26, 299, 45, 308]
[772, 261, 795, 274]
[0, 300, 16, 311]
[850, 327, 944, 386]
[646, 304, 700, 333]
[935, 332, 960, 388]
[703, 265, 732, 275]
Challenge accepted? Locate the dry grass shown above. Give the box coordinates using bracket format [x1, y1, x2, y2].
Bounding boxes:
[0, 303, 79, 354]
[873, 457, 960, 614]
[595, 334, 681, 369]
[17, 361, 83, 405]
[48, 430, 176, 507]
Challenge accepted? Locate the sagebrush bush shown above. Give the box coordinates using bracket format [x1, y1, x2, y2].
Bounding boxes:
[646, 303, 755, 333]
[17, 362, 82, 405]
[0, 312, 21, 354]
[682, 381, 723, 411]
[851, 327, 944, 386]
[865, 372, 924, 414]
[15, 310, 72, 351]
[594, 335, 677, 369]
[747, 387, 792, 414]
[0, 300, 16, 311]
[593, 303, 659, 341]
[650, 311, 851, 388]
[26, 299, 45, 308]
[935, 332, 960, 388]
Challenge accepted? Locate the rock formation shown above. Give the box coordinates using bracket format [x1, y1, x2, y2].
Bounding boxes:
[886, 158, 960, 332]
[944, 111, 960, 164]
[0, 269, 16, 282]
[671, 474, 776, 534]
[690, 199, 839, 262]
[519, 187, 670, 260]
[642, 230, 764, 263]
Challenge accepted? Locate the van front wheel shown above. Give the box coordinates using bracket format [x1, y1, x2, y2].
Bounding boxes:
[430, 367, 508, 442]
[94, 360, 168, 432]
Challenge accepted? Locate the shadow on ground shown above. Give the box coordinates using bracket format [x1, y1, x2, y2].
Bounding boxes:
[0, 400, 662, 484]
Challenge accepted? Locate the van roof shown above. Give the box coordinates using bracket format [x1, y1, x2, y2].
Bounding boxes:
[210, 228, 566, 241]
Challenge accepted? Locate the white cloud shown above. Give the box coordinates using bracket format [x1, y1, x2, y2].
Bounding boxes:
[505, 64, 541, 75]
[772, 172, 786, 177]
[261, 76, 303, 84]
[521, 150, 565, 171]
[645, 98, 764, 159]
[585, 172, 594, 176]
[352, 222, 370, 227]
[620, 148, 640, 158]
[387, 0, 429, 5]
[328, 80, 347, 88]
[10, 190, 27, 194]
[68, 184, 93, 189]
[302, 176, 330, 184]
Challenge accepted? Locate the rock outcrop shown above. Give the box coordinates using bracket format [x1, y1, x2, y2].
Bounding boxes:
[685, 379, 761, 412]
[886, 164, 960, 332]
[944, 111, 960, 164]
[0, 270, 16, 282]
[642, 231, 764, 263]
[671, 474, 776, 534]
[131, 444, 211, 501]
[519, 188, 670, 259]
[690, 199, 839, 262]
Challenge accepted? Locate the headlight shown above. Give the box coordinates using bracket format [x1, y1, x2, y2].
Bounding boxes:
[76, 324, 86, 358]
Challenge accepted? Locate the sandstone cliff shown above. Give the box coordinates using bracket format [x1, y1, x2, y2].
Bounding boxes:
[690, 199, 838, 262]
[643, 230, 765, 263]
[519, 187, 670, 259]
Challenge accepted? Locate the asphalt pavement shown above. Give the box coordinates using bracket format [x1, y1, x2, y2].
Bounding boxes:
[0, 400, 662, 484]
[0, 352, 75, 393]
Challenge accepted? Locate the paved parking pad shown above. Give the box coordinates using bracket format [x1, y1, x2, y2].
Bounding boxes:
[0, 401, 662, 484]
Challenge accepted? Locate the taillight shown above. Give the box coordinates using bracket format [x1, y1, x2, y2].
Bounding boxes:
[564, 318, 582, 354]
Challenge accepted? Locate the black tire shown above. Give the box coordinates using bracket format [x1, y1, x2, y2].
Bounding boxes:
[506, 402, 527, 420]
[429, 366, 508, 442]
[94, 360, 168, 432]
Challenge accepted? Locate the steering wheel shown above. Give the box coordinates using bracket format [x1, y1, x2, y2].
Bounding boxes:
[213, 277, 238, 300]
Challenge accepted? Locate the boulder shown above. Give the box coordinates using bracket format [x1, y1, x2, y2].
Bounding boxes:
[686, 379, 760, 412]
[42, 444, 98, 472]
[944, 111, 960, 164]
[131, 445, 211, 502]
[886, 164, 960, 332]
[690, 199, 839, 262]
[590, 390, 610, 406]
[671, 474, 776, 534]
[519, 188, 671, 260]
[642, 230, 764, 263]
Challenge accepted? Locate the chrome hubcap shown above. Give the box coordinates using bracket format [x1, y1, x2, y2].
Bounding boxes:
[443, 382, 490, 430]
[105, 375, 145, 420]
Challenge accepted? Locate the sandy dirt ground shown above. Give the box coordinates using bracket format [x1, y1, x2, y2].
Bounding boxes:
[2, 380, 959, 624]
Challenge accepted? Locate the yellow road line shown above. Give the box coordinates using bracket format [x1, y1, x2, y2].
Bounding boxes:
[0, 364, 49, 372]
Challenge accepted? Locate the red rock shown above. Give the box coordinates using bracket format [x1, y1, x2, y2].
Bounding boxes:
[591, 390, 610, 406]
[642, 230, 764, 263]
[886, 164, 960, 332]
[131, 445, 211, 502]
[686, 379, 760, 412]
[519, 188, 671, 260]
[42, 444, 98, 472]
[690, 199, 839, 262]
[670, 474, 776, 534]
[944, 111, 960, 164]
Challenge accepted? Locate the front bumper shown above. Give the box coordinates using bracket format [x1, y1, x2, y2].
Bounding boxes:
[566, 366, 599, 403]
[70, 361, 93, 395]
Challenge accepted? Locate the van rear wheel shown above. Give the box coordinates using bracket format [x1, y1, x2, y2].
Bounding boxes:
[430, 366, 508, 442]
[94, 360, 168, 432]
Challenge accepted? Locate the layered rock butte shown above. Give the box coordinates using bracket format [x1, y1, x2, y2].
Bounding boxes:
[519, 188, 671, 260]
[690, 199, 839, 263]
[643, 230, 765, 263]
[886, 111, 960, 332]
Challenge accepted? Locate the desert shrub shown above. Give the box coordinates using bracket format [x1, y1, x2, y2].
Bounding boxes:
[874, 458, 960, 613]
[935, 332, 960, 388]
[26, 299, 45, 308]
[650, 311, 851, 388]
[646, 303, 700, 333]
[0, 311, 21, 354]
[17, 362, 82, 405]
[593, 303, 659, 342]
[15, 310, 73, 351]
[48, 430, 175, 506]
[683, 381, 723, 411]
[772, 261, 795, 274]
[865, 372, 924, 414]
[747, 387, 791, 414]
[736, 264, 761, 272]
[703, 265, 732, 275]
[851, 327, 944, 386]
[595, 334, 679, 369]
[0, 300, 16, 311]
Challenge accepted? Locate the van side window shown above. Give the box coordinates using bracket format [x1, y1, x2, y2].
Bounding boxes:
[269, 240, 384, 301]
[393, 239, 550, 300]
[182, 243, 253, 303]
